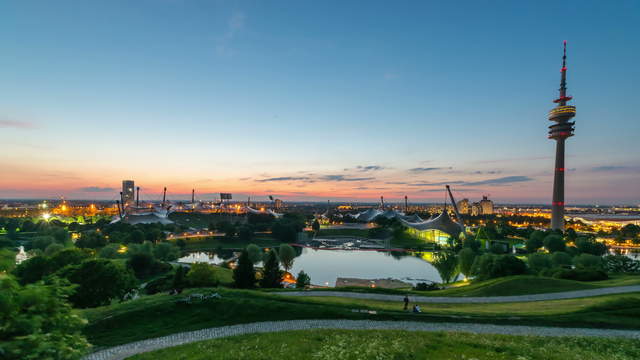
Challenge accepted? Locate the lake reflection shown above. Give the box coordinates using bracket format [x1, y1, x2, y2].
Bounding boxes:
[179, 247, 443, 287]
[289, 248, 441, 287]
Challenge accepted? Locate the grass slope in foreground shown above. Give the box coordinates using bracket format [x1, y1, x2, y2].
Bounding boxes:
[81, 288, 640, 348]
[128, 329, 640, 360]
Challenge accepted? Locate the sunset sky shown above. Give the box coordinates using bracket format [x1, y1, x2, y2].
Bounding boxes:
[1, 1, 639, 204]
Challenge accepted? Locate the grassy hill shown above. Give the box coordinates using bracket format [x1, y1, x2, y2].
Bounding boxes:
[129, 329, 640, 360]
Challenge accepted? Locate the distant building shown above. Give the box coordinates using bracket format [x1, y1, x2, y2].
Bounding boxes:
[479, 195, 494, 215]
[274, 199, 283, 210]
[122, 180, 135, 206]
[457, 199, 470, 214]
[471, 202, 482, 216]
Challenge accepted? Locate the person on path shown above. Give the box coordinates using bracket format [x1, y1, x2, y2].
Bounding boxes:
[403, 295, 409, 311]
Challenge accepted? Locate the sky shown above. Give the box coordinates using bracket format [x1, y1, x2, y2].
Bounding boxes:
[1, 0, 639, 204]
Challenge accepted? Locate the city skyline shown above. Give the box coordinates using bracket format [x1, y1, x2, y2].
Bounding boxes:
[1, 1, 639, 204]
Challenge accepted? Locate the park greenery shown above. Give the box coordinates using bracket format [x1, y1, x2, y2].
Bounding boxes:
[0, 212, 639, 359]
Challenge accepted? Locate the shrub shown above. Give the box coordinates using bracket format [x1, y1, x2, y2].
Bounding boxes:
[527, 253, 552, 274]
[472, 254, 527, 281]
[413, 282, 441, 291]
[550, 251, 573, 268]
[186, 263, 219, 287]
[573, 253, 604, 270]
[553, 268, 608, 281]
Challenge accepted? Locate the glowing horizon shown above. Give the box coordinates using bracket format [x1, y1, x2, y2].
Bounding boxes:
[1, 1, 639, 205]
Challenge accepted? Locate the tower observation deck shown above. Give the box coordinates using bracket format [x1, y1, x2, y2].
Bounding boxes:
[549, 41, 576, 231]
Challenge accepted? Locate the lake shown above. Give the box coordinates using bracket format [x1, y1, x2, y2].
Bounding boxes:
[178, 247, 442, 287]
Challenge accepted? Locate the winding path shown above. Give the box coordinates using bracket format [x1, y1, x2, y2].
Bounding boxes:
[276, 285, 640, 303]
[83, 319, 640, 360]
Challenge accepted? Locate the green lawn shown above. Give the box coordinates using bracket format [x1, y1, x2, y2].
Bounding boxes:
[79, 286, 640, 349]
[128, 329, 640, 360]
[283, 275, 640, 297]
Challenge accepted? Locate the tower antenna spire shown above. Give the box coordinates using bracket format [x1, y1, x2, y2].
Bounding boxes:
[555, 40, 572, 105]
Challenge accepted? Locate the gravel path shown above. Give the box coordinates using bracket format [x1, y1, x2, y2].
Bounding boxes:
[277, 285, 640, 303]
[83, 319, 640, 360]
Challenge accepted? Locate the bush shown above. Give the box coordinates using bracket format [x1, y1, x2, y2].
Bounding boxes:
[550, 251, 573, 268]
[145, 273, 174, 294]
[413, 282, 441, 291]
[553, 268, 608, 281]
[527, 253, 552, 274]
[472, 254, 527, 281]
[573, 253, 604, 270]
[186, 263, 219, 287]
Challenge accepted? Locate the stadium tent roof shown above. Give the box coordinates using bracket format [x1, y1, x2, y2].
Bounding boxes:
[400, 210, 463, 239]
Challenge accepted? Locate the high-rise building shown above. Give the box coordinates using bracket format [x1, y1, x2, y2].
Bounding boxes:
[548, 41, 576, 231]
[122, 180, 135, 206]
[457, 199, 470, 214]
[479, 195, 494, 215]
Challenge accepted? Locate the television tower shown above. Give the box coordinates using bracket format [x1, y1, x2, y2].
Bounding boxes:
[548, 41, 576, 231]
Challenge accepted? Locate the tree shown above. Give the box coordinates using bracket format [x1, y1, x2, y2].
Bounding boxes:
[64, 259, 137, 308]
[312, 219, 320, 233]
[527, 253, 552, 274]
[186, 263, 218, 287]
[551, 251, 572, 268]
[462, 238, 481, 252]
[75, 231, 106, 249]
[246, 244, 262, 264]
[573, 254, 604, 270]
[98, 243, 121, 258]
[31, 235, 55, 251]
[565, 228, 577, 242]
[176, 239, 187, 250]
[603, 255, 640, 273]
[238, 224, 254, 241]
[13, 256, 52, 284]
[127, 253, 167, 278]
[154, 242, 180, 261]
[279, 244, 296, 273]
[0, 276, 90, 360]
[575, 237, 607, 256]
[457, 248, 476, 279]
[544, 234, 566, 253]
[50, 228, 70, 244]
[233, 251, 256, 289]
[44, 243, 65, 256]
[260, 249, 282, 288]
[296, 270, 311, 288]
[223, 223, 237, 240]
[432, 251, 459, 284]
[271, 219, 299, 243]
[526, 230, 545, 253]
[172, 265, 188, 290]
[130, 230, 145, 244]
[50, 248, 90, 271]
[0, 248, 17, 273]
[472, 254, 526, 281]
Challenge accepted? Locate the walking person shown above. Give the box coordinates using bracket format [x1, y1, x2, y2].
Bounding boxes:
[403, 295, 409, 311]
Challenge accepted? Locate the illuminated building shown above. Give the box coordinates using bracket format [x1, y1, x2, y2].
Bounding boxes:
[402, 210, 464, 246]
[479, 196, 494, 215]
[457, 199, 470, 214]
[549, 41, 576, 231]
[122, 180, 135, 206]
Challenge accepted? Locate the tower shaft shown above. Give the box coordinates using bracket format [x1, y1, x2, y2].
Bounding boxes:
[551, 138, 566, 230]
